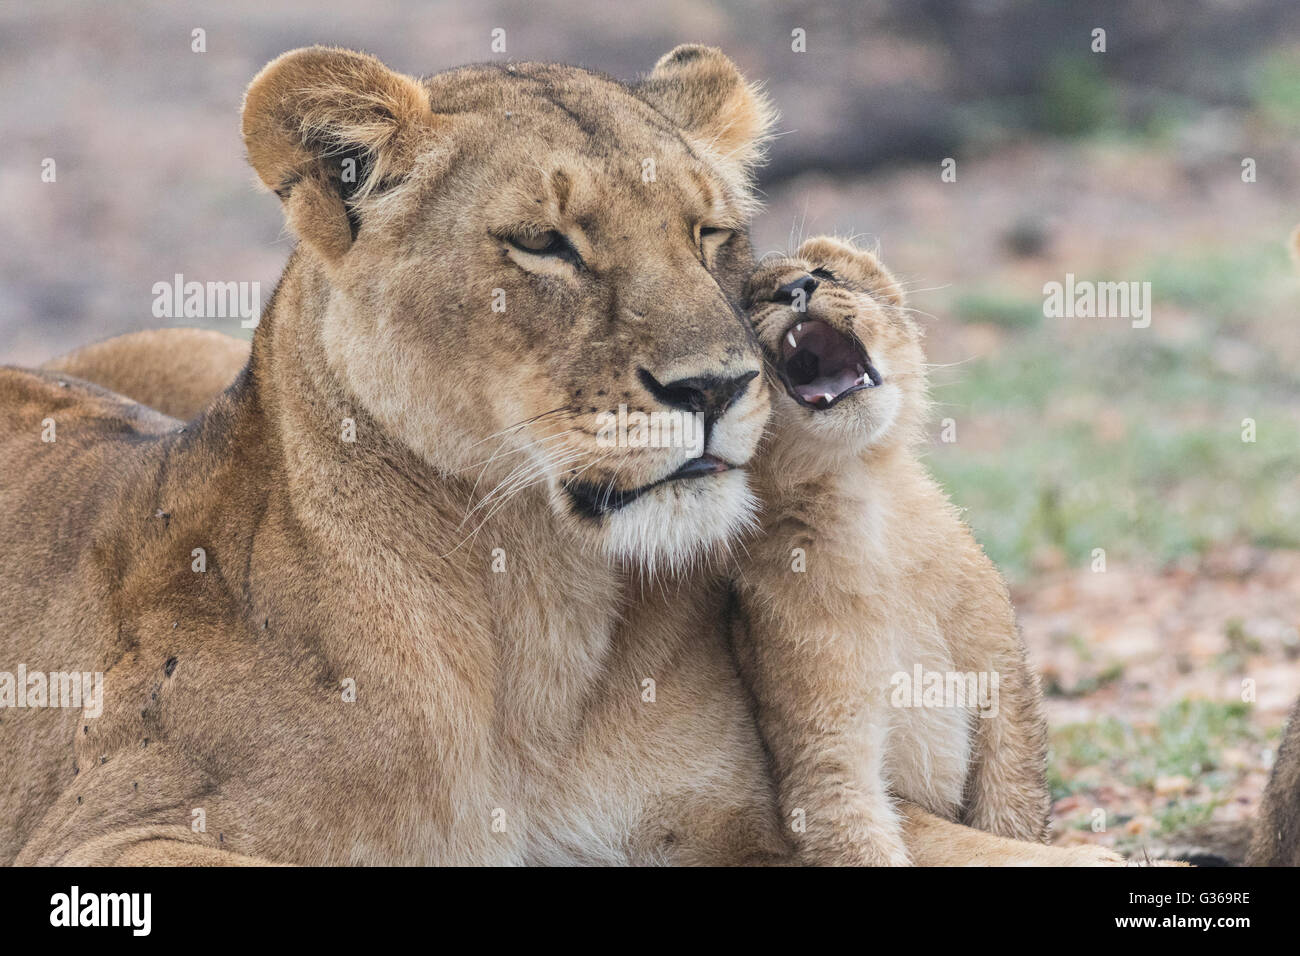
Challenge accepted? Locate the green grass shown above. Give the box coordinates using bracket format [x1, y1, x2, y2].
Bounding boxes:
[953, 290, 1044, 330]
[1048, 700, 1267, 838]
[1143, 242, 1290, 322]
[1051, 699, 1256, 792]
[1252, 49, 1300, 131]
[927, 240, 1300, 580]
[1152, 799, 1218, 835]
[1038, 55, 1118, 137]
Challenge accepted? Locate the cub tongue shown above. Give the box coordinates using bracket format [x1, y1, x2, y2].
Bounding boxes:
[781, 320, 868, 408]
[794, 369, 862, 407]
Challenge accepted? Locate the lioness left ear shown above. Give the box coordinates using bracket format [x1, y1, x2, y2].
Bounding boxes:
[242, 46, 436, 260]
[638, 45, 775, 186]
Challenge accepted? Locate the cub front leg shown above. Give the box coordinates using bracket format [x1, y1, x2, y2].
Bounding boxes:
[731, 583, 909, 866]
[946, 579, 1052, 842]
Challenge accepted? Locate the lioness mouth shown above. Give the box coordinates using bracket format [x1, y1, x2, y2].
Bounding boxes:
[566, 454, 732, 519]
[778, 320, 881, 410]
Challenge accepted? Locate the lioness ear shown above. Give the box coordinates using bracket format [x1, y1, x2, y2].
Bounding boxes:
[242, 46, 433, 260]
[638, 45, 775, 187]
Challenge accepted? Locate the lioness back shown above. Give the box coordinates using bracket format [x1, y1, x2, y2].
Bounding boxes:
[42, 329, 250, 421]
[0, 368, 179, 859]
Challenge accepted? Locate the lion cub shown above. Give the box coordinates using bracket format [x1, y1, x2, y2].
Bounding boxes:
[732, 237, 1050, 865]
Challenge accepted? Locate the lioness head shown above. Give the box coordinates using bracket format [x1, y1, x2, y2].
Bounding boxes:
[242, 45, 776, 568]
[745, 237, 925, 457]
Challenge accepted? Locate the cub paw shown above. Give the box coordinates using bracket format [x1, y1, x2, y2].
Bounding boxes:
[799, 815, 911, 867]
[1059, 843, 1129, 867]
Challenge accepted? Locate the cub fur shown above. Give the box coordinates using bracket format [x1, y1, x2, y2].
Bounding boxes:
[732, 237, 1055, 865]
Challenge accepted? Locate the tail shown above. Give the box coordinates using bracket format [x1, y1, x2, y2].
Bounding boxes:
[1149, 820, 1253, 867]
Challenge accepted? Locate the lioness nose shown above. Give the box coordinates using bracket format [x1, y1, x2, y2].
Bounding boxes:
[637, 368, 760, 425]
[772, 275, 819, 305]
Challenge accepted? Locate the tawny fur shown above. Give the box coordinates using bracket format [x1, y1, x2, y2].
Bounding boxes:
[730, 237, 1058, 866]
[24, 325, 1127, 869]
[0, 43, 791, 867]
[1247, 697, 1300, 865]
[1, 47, 1126, 867]
[42, 329, 249, 421]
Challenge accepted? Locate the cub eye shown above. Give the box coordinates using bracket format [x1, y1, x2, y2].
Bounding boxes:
[505, 230, 579, 261]
[811, 267, 837, 281]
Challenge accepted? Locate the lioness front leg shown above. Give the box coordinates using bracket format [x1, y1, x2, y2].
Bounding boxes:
[899, 802, 1125, 866]
[70, 831, 281, 866]
[15, 744, 289, 866]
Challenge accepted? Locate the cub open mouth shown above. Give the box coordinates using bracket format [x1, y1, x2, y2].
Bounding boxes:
[566, 454, 733, 519]
[778, 319, 881, 410]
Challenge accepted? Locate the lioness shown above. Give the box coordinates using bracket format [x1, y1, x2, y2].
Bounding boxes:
[733, 238, 1049, 865]
[2, 45, 1120, 865]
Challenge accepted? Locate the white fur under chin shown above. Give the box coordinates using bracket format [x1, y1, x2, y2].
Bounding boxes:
[600, 469, 758, 575]
[780, 381, 903, 471]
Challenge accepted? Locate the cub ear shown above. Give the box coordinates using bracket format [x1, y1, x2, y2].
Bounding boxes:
[796, 237, 906, 307]
[241, 46, 434, 260]
[638, 45, 775, 189]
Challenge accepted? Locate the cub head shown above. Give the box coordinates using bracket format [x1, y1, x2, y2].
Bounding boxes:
[745, 236, 925, 458]
[242, 45, 776, 569]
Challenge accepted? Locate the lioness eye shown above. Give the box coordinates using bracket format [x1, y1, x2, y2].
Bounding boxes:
[506, 230, 578, 261]
[699, 226, 732, 246]
[811, 267, 836, 281]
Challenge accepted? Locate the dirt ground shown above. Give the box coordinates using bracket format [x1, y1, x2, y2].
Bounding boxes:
[1020, 548, 1299, 851]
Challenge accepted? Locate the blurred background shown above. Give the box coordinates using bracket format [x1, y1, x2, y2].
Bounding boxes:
[2, 0, 1298, 856]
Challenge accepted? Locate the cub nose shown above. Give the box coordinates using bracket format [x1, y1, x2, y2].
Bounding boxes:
[772, 274, 819, 306]
[637, 368, 760, 425]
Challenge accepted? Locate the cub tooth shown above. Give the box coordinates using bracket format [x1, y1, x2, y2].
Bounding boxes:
[786, 330, 798, 349]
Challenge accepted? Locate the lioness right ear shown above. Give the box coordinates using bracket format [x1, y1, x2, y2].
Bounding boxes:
[242, 46, 434, 260]
[638, 45, 775, 193]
